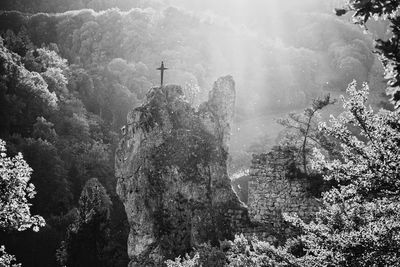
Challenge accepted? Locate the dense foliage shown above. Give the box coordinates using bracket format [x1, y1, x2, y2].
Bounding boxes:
[277, 82, 400, 266]
[0, 4, 385, 114]
[0, 3, 390, 178]
[0, 28, 128, 267]
[277, 94, 336, 175]
[57, 178, 112, 267]
[171, 81, 400, 267]
[337, 0, 400, 108]
[286, 82, 400, 266]
[165, 242, 229, 267]
[0, 0, 158, 13]
[0, 139, 45, 266]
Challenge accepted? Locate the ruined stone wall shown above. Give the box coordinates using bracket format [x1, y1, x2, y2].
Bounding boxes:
[248, 147, 319, 234]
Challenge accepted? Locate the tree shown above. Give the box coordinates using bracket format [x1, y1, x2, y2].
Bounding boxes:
[0, 40, 58, 136]
[336, 0, 400, 108]
[0, 139, 45, 266]
[32, 116, 57, 143]
[277, 94, 336, 176]
[166, 253, 201, 267]
[1, 27, 33, 56]
[0, 15, 129, 267]
[17, 138, 72, 217]
[288, 81, 400, 266]
[57, 178, 112, 267]
[165, 242, 228, 267]
[221, 82, 400, 266]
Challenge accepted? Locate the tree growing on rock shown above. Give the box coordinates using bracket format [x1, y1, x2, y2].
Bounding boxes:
[277, 94, 337, 197]
[277, 94, 336, 176]
[0, 139, 45, 266]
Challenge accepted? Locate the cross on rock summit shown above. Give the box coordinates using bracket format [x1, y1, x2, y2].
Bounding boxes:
[157, 61, 168, 87]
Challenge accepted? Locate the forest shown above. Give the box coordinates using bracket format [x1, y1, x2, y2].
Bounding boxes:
[1, 0, 400, 266]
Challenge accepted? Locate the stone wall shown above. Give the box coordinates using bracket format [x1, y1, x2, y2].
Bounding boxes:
[248, 146, 319, 235]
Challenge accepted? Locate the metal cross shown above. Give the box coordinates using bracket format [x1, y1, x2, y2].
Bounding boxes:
[157, 61, 168, 87]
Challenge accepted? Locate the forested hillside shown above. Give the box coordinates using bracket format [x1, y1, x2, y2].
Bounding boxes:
[0, 2, 386, 115]
[0, 3, 389, 173]
[0, 31, 130, 266]
[0, 1, 393, 266]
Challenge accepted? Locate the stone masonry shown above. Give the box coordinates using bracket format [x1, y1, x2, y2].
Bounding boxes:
[248, 146, 319, 235]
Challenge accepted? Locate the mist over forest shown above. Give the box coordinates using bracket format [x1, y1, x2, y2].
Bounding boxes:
[0, 0, 398, 266]
[0, 0, 388, 170]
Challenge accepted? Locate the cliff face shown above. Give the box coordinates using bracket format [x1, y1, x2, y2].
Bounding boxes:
[116, 76, 247, 266]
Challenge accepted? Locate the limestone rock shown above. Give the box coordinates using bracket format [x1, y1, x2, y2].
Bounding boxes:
[116, 76, 247, 266]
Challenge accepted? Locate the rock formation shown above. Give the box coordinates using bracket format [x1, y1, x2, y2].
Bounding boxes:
[116, 76, 248, 266]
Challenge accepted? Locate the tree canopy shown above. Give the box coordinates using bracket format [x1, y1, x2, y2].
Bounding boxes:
[0, 139, 45, 266]
[336, 0, 400, 108]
